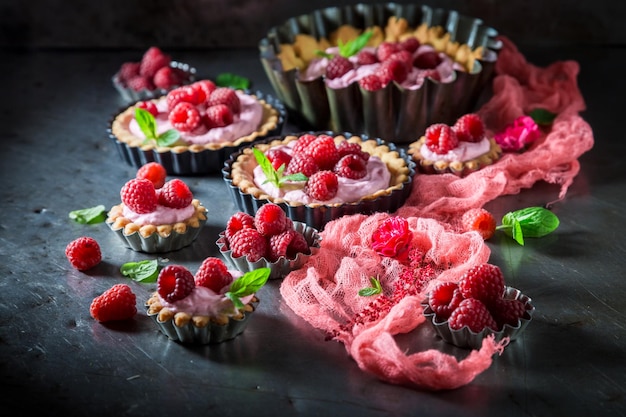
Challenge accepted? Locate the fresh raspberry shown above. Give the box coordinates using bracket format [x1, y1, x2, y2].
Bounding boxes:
[121, 178, 157, 214]
[254, 203, 289, 236]
[400, 37, 420, 53]
[139, 46, 171, 78]
[423, 69, 441, 82]
[136, 101, 158, 117]
[448, 298, 498, 332]
[118, 62, 140, 83]
[127, 75, 155, 92]
[204, 104, 234, 129]
[229, 228, 268, 262]
[65, 236, 102, 271]
[153, 66, 181, 89]
[207, 87, 241, 114]
[168, 102, 201, 132]
[166, 86, 199, 111]
[195, 257, 233, 293]
[413, 51, 442, 69]
[292, 134, 319, 155]
[136, 162, 167, 189]
[90, 284, 137, 323]
[337, 141, 370, 161]
[304, 134, 340, 170]
[157, 265, 195, 303]
[265, 148, 292, 171]
[387, 50, 413, 71]
[356, 50, 378, 65]
[453, 113, 485, 143]
[376, 59, 408, 85]
[158, 178, 193, 209]
[491, 298, 528, 330]
[305, 170, 339, 201]
[458, 263, 505, 305]
[268, 229, 311, 262]
[358, 74, 384, 92]
[190, 80, 216, 103]
[461, 208, 496, 240]
[325, 55, 353, 80]
[376, 41, 400, 62]
[334, 154, 367, 179]
[424, 123, 459, 155]
[428, 282, 464, 320]
[285, 153, 319, 177]
[225, 212, 256, 241]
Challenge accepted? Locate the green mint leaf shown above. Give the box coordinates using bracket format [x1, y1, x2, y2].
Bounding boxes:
[155, 129, 180, 147]
[529, 108, 556, 126]
[338, 30, 373, 57]
[358, 276, 382, 297]
[497, 206, 560, 245]
[315, 50, 333, 59]
[135, 108, 158, 139]
[253, 148, 307, 188]
[215, 73, 250, 90]
[225, 267, 271, 308]
[69, 205, 107, 224]
[282, 173, 308, 182]
[511, 220, 525, 246]
[120, 259, 160, 283]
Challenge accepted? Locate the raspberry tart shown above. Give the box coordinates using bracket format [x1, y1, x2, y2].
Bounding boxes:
[407, 113, 502, 176]
[108, 79, 286, 175]
[106, 165, 207, 253]
[146, 260, 270, 344]
[222, 132, 415, 230]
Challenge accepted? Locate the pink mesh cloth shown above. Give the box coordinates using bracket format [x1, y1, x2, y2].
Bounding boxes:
[279, 36, 595, 390]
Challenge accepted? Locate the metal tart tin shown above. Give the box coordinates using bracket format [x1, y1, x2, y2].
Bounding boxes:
[112, 61, 197, 103]
[422, 286, 535, 349]
[221, 132, 417, 231]
[216, 221, 321, 280]
[259, 3, 501, 143]
[107, 90, 287, 175]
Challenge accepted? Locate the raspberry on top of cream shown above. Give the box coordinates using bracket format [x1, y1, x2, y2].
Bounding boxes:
[420, 137, 491, 163]
[122, 204, 196, 226]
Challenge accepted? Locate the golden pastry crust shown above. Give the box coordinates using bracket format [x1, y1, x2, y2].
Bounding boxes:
[407, 137, 502, 176]
[106, 199, 207, 239]
[230, 134, 410, 208]
[110, 91, 281, 153]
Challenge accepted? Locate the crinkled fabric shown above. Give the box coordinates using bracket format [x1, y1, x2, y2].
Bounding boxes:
[279, 36, 594, 391]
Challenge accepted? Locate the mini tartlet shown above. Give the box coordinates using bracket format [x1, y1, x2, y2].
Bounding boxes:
[108, 82, 286, 175]
[222, 132, 415, 230]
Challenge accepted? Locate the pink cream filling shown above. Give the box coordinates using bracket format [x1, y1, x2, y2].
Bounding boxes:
[128, 91, 263, 145]
[122, 204, 195, 226]
[420, 137, 491, 162]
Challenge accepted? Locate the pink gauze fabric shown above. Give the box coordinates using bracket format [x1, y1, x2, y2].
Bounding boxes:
[279, 36, 595, 391]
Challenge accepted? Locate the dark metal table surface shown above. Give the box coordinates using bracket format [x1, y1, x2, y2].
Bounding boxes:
[1, 46, 625, 417]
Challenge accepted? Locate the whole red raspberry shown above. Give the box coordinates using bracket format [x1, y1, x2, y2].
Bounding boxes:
[356, 50, 378, 65]
[121, 178, 158, 214]
[305, 170, 339, 201]
[157, 265, 195, 303]
[428, 282, 464, 320]
[190, 80, 216, 103]
[204, 104, 234, 129]
[400, 37, 420, 53]
[166, 86, 199, 111]
[304, 134, 340, 170]
[448, 298, 498, 332]
[461, 208, 496, 240]
[292, 134, 319, 155]
[491, 298, 528, 330]
[387, 50, 413, 71]
[326, 55, 354, 80]
[268, 229, 311, 262]
[413, 51, 442, 69]
[118, 62, 141, 83]
[168, 102, 201, 132]
[139, 46, 171, 79]
[127, 75, 155, 92]
[136, 101, 159, 117]
[337, 141, 369, 161]
[255, 203, 289, 236]
[334, 154, 367, 179]
[453, 113, 486, 143]
[424, 123, 459, 155]
[195, 257, 233, 293]
[376, 41, 400, 62]
[90, 284, 137, 323]
[153, 66, 180, 89]
[358, 74, 384, 92]
[458, 263, 505, 305]
[136, 162, 167, 189]
[225, 211, 256, 241]
[229, 228, 268, 262]
[376, 59, 408, 85]
[158, 179, 193, 209]
[285, 153, 319, 177]
[65, 236, 102, 271]
[207, 87, 241, 114]
[265, 148, 292, 171]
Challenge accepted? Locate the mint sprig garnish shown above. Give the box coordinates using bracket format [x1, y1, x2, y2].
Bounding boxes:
[316, 30, 373, 59]
[225, 267, 271, 309]
[529, 108, 557, 126]
[358, 276, 383, 297]
[253, 148, 308, 188]
[496, 206, 560, 245]
[120, 259, 161, 283]
[216, 72, 250, 90]
[69, 205, 107, 224]
[135, 108, 180, 147]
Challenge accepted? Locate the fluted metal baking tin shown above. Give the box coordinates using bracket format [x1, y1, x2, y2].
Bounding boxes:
[112, 61, 197, 103]
[107, 91, 287, 175]
[221, 132, 417, 231]
[216, 221, 321, 279]
[422, 287, 535, 350]
[259, 3, 501, 143]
